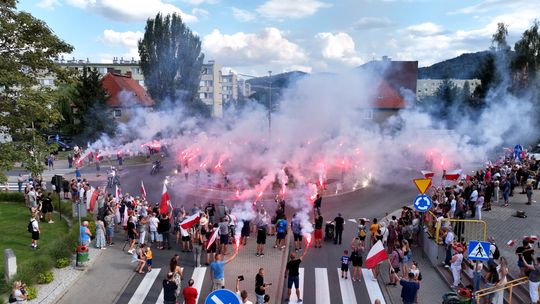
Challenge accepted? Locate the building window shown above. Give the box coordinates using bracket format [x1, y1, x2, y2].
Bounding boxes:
[361, 109, 373, 120]
[98, 67, 107, 74]
[113, 109, 121, 118]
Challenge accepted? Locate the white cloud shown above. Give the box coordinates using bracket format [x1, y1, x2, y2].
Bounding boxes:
[37, 0, 61, 10]
[100, 29, 143, 48]
[65, 0, 198, 23]
[256, 0, 331, 19]
[181, 0, 218, 5]
[232, 7, 256, 22]
[202, 28, 308, 67]
[353, 17, 394, 30]
[451, 0, 531, 14]
[315, 32, 363, 66]
[405, 22, 444, 36]
[192, 8, 209, 18]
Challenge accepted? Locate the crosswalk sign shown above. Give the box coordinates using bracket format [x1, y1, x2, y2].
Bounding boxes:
[467, 240, 490, 261]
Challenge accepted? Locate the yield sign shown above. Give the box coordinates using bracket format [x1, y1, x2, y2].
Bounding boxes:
[413, 178, 432, 194]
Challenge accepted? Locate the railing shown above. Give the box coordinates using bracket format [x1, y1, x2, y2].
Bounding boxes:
[474, 276, 529, 304]
[425, 211, 487, 244]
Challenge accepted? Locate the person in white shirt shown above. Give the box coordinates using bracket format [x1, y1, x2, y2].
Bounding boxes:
[469, 188, 478, 218]
[450, 247, 464, 288]
[30, 213, 40, 249]
[443, 227, 455, 267]
[236, 277, 254, 304]
[148, 213, 160, 244]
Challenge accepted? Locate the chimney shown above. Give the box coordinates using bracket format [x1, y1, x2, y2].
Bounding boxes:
[126, 71, 132, 78]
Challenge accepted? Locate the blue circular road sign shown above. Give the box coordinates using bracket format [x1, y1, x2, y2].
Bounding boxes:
[413, 194, 433, 212]
[205, 289, 241, 304]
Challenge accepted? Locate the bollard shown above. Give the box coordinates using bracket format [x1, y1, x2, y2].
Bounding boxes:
[4, 249, 17, 282]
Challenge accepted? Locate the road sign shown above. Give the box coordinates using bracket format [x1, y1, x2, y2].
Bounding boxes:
[205, 289, 241, 304]
[467, 240, 490, 261]
[413, 178, 432, 194]
[413, 194, 433, 212]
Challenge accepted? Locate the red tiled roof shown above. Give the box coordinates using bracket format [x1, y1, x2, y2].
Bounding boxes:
[101, 73, 155, 107]
[373, 78, 406, 109]
[360, 61, 418, 109]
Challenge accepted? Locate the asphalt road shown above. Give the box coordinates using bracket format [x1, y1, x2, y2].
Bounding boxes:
[114, 159, 419, 304]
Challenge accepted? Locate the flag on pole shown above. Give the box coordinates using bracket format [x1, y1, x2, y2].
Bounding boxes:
[115, 185, 121, 203]
[421, 170, 435, 179]
[180, 213, 201, 230]
[443, 169, 462, 181]
[121, 204, 128, 227]
[85, 187, 94, 210]
[365, 240, 389, 269]
[160, 183, 170, 215]
[140, 180, 146, 201]
[206, 228, 219, 250]
[89, 188, 99, 212]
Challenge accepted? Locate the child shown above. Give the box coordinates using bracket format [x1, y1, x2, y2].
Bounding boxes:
[145, 246, 153, 272]
[340, 250, 350, 279]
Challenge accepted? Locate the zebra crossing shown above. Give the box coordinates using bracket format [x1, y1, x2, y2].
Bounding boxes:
[287, 267, 386, 304]
[120, 266, 387, 304]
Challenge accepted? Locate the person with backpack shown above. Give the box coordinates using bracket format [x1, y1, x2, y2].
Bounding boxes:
[29, 213, 40, 250]
[291, 214, 302, 252]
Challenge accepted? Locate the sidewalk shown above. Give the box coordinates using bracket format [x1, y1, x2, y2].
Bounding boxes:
[481, 189, 540, 278]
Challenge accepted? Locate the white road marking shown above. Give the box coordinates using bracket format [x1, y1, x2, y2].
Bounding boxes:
[289, 268, 304, 303]
[337, 268, 357, 304]
[315, 268, 331, 304]
[362, 268, 386, 304]
[127, 268, 161, 304]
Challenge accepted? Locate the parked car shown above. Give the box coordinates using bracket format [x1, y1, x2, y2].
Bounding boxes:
[46, 139, 72, 152]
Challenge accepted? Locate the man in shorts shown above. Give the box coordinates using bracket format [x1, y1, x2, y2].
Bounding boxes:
[218, 217, 230, 255]
[274, 216, 288, 250]
[210, 249, 238, 291]
[285, 250, 308, 302]
[256, 221, 267, 257]
[291, 214, 303, 252]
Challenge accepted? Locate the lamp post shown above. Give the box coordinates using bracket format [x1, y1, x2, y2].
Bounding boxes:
[268, 71, 272, 139]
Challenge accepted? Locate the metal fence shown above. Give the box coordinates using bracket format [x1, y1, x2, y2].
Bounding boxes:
[425, 211, 487, 244]
[474, 276, 528, 304]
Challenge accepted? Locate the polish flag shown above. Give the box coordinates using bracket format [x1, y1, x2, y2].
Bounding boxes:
[507, 239, 515, 247]
[444, 170, 462, 181]
[115, 185, 121, 203]
[140, 180, 146, 201]
[159, 183, 170, 215]
[89, 188, 99, 212]
[206, 228, 219, 250]
[121, 204, 128, 227]
[530, 235, 538, 241]
[365, 240, 389, 269]
[421, 170, 435, 179]
[180, 213, 201, 230]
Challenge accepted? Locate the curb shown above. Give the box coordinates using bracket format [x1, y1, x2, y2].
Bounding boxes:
[275, 232, 292, 303]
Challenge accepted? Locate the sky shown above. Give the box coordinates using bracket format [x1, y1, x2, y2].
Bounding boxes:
[20, 0, 540, 76]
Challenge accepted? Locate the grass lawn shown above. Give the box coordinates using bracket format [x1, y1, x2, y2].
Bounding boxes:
[0, 202, 69, 278]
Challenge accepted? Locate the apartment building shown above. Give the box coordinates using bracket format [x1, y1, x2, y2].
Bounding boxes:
[221, 71, 238, 106]
[417, 79, 481, 99]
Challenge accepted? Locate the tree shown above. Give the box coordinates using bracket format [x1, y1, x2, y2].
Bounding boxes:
[513, 20, 540, 81]
[0, 1, 73, 181]
[72, 67, 116, 142]
[492, 22, 511, 52]
[138, 13, 205, 113]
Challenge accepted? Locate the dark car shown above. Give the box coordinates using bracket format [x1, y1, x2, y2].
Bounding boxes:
[46, 139, 72, 152]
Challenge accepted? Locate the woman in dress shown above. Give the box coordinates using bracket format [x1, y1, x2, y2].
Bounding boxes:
[95, 219, 107, 249]
[492, 257, 508, 304]
[401, 240, 412, 275]
[170, 254, 184, 298]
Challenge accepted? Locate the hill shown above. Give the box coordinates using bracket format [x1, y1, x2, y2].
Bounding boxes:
[418, 51, 491, 79]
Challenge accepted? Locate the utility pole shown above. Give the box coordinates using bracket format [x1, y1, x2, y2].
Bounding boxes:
[268, 70, 272, 139]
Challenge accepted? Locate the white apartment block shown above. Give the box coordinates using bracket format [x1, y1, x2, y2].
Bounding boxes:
[38, 57, 246, 118]
[416, 79, 481, 99]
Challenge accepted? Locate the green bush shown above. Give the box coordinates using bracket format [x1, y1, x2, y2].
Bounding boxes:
[55, 257, 70, 268]
[37, 271, 54, 284]
[0, 192, 25, 202]
[26, 286, 37, 300]
[47, 237, 75, 260]
[15, 255, 54, 285]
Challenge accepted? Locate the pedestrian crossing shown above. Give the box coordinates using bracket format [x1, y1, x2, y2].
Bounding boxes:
[121, 266, 386, 304]
[288, 267, 387, 304]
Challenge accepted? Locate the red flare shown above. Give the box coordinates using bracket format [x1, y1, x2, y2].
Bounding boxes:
[236, 189, 240, 199]
[258, 191, 263, 198]
[306, 234, 312, 246]
[281, 185, 286, 195]
[235, 238, 240, 248]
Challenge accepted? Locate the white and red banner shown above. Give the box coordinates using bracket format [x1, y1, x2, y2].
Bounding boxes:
[115, 185, 121, 203]
[140, 180, 146, 201]
[421, 170, 435, 179]
[444, 170, 462, 181]
[206, 228, 219, 250]
[89, 188, 99, 212]
[365, 240, 389, 269]
[159, 183, 170, 215]
[180, 213, 200, 230]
